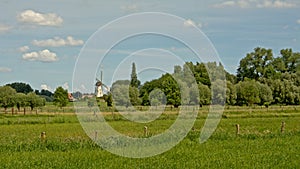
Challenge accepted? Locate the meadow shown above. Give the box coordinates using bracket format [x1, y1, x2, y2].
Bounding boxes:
[0, 105, 299, 168]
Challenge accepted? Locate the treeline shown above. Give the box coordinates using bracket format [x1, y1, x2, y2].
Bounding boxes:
[0, 83, 70, 113]
[111, 47, 300, 107]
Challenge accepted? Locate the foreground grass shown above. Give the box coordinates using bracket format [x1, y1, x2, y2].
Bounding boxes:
[0, 108, 299, 168]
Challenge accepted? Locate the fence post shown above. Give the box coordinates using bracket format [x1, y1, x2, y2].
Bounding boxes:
[236, 124, 240, 135]
[94, 131, 98, 141]
[40, 132, 46, 142]
[144, 126, 148, 137]
[281, 122, 285, 134]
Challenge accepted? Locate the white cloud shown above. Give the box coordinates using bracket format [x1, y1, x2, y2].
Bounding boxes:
[0, 67, 12, 73]
[62, 82, 69, 90]
[257, 0, 296, 8]
[237, 0, 251, 8]
[17, 10, 63, 26]
[121, 4, 138, 12]
[184, 19, 196, 27]
[22, 49, 58, 62]
[214, 0, 296, 8]
[213, 0, 251, 8]
[297, 19, 300, 24]
[32, 36, 84, 47]
[18, 45, 30, 52]
[0, 24, 12, 33]
[41, 84, 52, 91]
[214, 1, 236, 8]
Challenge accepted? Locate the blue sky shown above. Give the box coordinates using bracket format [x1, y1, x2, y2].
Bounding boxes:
[0, 0, 299, 92]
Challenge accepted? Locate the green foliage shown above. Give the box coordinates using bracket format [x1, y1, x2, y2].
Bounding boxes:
[14, 93, 27, 112]
[236, 79, 260, 106]
[237, 47, 274, 81]
[129, 86, 141, 106]
[53, 87, 69, 109]
[226, 81, 237, 105]
[149, 88, 166, 106]
[111, 83, 130, 107]
[6, 82, 33, 94]
[160, 74, 181, 107]
[0, 86, 17, 112]
[198, 83, 211, 106]
[130, 62, 141, 88]
[103, 93, 113, 107]
[27, 92, 46, 111]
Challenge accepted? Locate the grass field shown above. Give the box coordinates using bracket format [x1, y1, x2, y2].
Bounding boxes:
[0, 105, 299, 168]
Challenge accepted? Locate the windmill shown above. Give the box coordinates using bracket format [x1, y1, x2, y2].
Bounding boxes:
[95, 70, 110, 98]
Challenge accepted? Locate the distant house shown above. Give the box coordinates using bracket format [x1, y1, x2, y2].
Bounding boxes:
[68, 93, 75, 102]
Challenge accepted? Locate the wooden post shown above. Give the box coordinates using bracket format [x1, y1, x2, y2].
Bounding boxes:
[236, 124, 240, 135]
[144, 126, 148, 137]
[281, 122, 285, 134]
[41, 132, 46, 142]
[94, 131, 98, 141]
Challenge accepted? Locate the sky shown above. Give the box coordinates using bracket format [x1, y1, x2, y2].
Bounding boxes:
[0, 0, 299, 93]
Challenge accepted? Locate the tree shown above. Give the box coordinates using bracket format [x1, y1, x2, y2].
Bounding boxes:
[280, 49, 300, 73]
[111, 84, 130, 107]
[141, 92, 150, 106]
[27, 92, 45, 112]
[104, 93, 113, 107]
[226, 81, 237, 106]
[189, 83, 200, 105]
[6, 82, 33, 94]
[129, 86, 141, 106]
[235, 79, 260, 106]
[258, 83, 273, 106]
[237, 47, 273, 81]
[130, 62, 140, 88]
[160, 74, 181, 108]
[0, 86, 17, 113]
[53, 87, 69, 109]
[198, 83, 211, 106]
[149, 88, 166, 106]
[40, 89, 53, 97]
[211, 79, 226, 105]
[14, 93, 27, 113]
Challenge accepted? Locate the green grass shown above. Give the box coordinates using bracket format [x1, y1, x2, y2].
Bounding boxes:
[0, 106, 299, 168]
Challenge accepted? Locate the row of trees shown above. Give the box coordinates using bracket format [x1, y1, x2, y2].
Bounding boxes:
[110, 47, 299, 107]
[0, 86, 45, 114]
[0, 84, 70, 113]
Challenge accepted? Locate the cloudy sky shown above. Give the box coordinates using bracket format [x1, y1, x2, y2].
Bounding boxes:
[0, 0, 299, 92]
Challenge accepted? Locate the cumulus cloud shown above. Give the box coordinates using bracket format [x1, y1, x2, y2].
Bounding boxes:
[18, 45, 30, 52]
[213, 0, 296, 8]
[0, 67, 12, 73]
[32, 36, 84, 47]
[297, 19, 300, 24]
[62, 82, 69, 90]
[213, 1, 236, 8]
[184, 19, 196, 27]
[41, 84, 52, 91]
[0, 24, 12, 33]
[17, 10, 63, 26]
[22, 49, 58, 62]
[213, 0, 251, 8]
[257, 0, 296, 8]
[121, 4, 138, 12]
